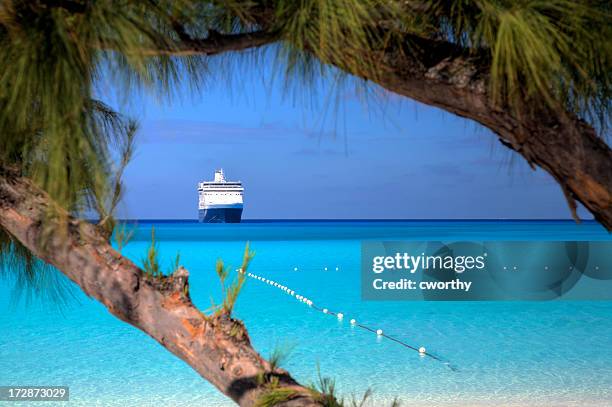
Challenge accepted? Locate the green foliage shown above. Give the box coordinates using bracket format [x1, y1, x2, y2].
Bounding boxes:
[141, 227, 162, 279]
[255, 387, 298, 407]
[267, 0, 610, 131]
[210, 243, 254, 316]
[113, 222, 135, 252]
[170, 252, 181, 275]
[141, 227, 182, 279]
[255, 372, 398, 407]
[0, 228, 75, 306]
[271, 0, 397, 76]
[0, 0, 204, 217]
[268, 342, 294, 372]
[95, 124, 137, 237]
[306, 366, 401, 407]
[254, 344, 297, 406]
[423, 1, 611, 129]
[222, 243, 254, 315]
[310, 368, 342, 407]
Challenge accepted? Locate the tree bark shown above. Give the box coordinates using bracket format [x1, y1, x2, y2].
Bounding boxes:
[0, 166, 322, 407]
[333, 37, 612, 229]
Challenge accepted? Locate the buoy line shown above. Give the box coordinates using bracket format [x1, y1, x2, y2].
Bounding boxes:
[238, 269, 455, 370]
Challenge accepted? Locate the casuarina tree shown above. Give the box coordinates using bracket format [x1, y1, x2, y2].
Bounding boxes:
[1, 1, 610, 406]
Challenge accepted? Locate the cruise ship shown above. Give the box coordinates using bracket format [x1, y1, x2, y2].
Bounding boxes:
[197, 169, 244, 223]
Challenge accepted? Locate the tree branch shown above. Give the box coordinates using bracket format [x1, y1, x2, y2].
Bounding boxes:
[351, 36, 612, 229]
[134, 29, 279, 57]
[0, 166, 323, 407]
[133, 8, 611, 228]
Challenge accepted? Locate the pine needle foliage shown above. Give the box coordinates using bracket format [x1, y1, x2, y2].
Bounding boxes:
[307, 368, 401, 407]
[255, 387, 299, 407]
[268, 342, 294, 371]
[0, 0, 609, 300]
[423, 0, 611, 130]
[113, 221, 135, 252]
[142, 227, 162, 279]
[256, 369, 402, 407]
[211, 243, 254, 316]
[0, 228, 75, 305]
[140, 227, 182, 279]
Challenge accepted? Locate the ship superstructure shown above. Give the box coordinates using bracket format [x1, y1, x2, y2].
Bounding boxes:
[197, 169, 244, 223]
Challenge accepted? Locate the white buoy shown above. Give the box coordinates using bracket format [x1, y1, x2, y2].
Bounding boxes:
[337, 313, 344, 319]
[419, 347, 426, 354]
[350, 319, 356, 325]
[324, 267, 328, 271]
[376, 329, 383, 336]
[323, 308, 328, 314]
[335, 267, 339, 271]
[293, 267, 298, 271]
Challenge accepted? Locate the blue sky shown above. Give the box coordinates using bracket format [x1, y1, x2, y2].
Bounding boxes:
[102, 58, 589, 220]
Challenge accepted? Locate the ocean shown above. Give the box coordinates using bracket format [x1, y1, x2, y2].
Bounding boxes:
[1, 220, 611, 406]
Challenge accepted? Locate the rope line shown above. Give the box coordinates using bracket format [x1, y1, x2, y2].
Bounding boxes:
[239, 269, 456, 370]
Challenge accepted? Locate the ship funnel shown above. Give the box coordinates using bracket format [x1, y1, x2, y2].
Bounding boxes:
[214, 169, 226, 182]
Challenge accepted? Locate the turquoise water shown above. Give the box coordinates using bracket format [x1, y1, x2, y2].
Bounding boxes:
[1, 220, 612, 406]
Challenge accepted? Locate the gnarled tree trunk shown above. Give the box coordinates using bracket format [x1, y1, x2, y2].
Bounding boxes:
[343, 38, 612, 229]
[248, 7, 612, 229]
[0, 166, 322, 407]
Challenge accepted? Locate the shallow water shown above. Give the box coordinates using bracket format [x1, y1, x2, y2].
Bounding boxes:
[1, 221, 611, 406]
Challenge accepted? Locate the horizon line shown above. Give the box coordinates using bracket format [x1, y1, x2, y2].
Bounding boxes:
[107, 218, 597, 223]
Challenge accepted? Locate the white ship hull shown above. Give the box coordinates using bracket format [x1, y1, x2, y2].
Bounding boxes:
[197, 170, 244, 223]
